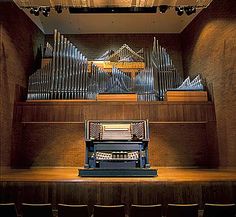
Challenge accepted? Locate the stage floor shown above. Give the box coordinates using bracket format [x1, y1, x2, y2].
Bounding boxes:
[1, 167, 236, 182]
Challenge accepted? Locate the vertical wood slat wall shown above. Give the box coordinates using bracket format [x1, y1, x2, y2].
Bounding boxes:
[1, 180, 235, 214]
[16, 101, 215, 123]
[11, 101, 218, 168]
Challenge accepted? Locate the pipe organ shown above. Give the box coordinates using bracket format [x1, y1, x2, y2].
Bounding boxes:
[28, 30, 89, 100]
[151, 37, 183, 100]
[24, 30, 207, 177]
[27, 29, 183, 101]
[79, 120, 157, 177]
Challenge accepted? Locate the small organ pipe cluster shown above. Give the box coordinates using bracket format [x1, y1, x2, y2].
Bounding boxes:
[28, 29, 89, 100]
[27, 29, 183, 101]
[152, 37, 183, 100]
[87, 66, 133, 99]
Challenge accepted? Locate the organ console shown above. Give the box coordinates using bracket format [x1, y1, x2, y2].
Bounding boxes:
[79, 120, 157, 177]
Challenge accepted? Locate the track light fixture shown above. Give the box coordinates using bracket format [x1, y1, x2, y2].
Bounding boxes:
[29, 6, 50, 16]
[159, 5, 169, 13]
[175, 6, 184, 16]
[69, 7, 157, 13]
[30, 7, 35, 14]
[42, 7, 50, 17]
[26, 4, 201, 17]
[184, 6, 196, 15]
[30, 7, 41, 16]
[55, 5, 63, 14]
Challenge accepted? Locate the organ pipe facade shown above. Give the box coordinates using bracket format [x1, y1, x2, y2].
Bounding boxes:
[27, 30, 183, 101]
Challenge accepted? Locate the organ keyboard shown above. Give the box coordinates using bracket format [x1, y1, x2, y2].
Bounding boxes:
[79, 120, 157, 177]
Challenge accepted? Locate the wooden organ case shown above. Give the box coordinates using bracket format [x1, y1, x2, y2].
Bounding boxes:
[79, 120, 157, 177]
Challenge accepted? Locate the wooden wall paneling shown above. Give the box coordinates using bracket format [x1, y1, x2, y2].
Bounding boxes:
[157, 103, 169, 122]
[139, 103, 150, 121]
[89, 103, 98, 120]
[204, 104, 214, 121]
[167, 104, 178, 121]
[0, 22, 2, 169]
[165, 91, 208, 102]
[0, 2, 44, 167]
[21, 105, 33, 122]
[182, 104, 202, 122]
[181, 0, 236, 166]
[18, 102, 215, 123]
[48, 105, 55, 122]
[69, 103, 83, 122]
[74, 104, 85, 121]
[197, 104, 206, 121]
[148, 124, 159, 166]
[11, 105, 24, 168]
[194, 104, 204, 121]
[1, 180, 236, 215]
[200, 104, 210, 121]
[149, 123, 209, 167]
[201, 182, 235, 204]
[123, 103, 140, 120]
[57, 105, 66, 122]
[221, 38, 236, 167]
[66, 105, 75, 122]
[12, 102, 217, 167]
[182, 104, 193, 121]
[148, 103, 158, 121]
[21, 123, 85, 167]
[11, 122, 212, 167]
[107, 103, 124, 120]
[190, 104, 200, 121]
[86, 103, 99, 120]
[96, 94, 138, 101]
[12, 126, 23, 167]
[205, 121, 219, 167]
[79, 104, 85, 121]
[206, 104, 216, 121]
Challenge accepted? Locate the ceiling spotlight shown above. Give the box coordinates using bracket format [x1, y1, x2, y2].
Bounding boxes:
[30, 7, 36, 14]
[30, 7, 41, 16]
[34, 7, 41, 16]
[175, 6, 184, 16]
[42, 7, 50, 17]
[184, 6, 196, 16]
[55, 5, 63, 14]
[159, 5, 169, 13]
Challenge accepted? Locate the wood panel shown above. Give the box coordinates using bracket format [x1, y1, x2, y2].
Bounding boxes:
[1, 181, 235, 215]
[181, 0, 236, 167]
[0, 2, 44, 167]
[1, 168, 236, 214]
[11, 122, 210, 167]
[96, 94, 138, 101]
[165, 91, 208, 102]
[11, 101, 217, 168]
[15, 101, 216, 123]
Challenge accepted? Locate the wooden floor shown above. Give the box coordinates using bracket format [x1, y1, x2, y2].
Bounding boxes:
[1, 167, 236, 182]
